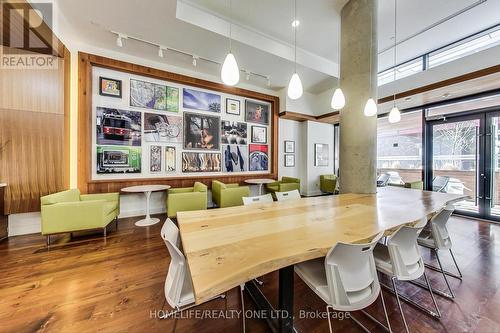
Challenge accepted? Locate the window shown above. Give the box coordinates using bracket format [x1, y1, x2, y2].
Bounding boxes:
[378, 58, 423, 86]
[429, 26, 500, 68]
[377, 111, 423, 184]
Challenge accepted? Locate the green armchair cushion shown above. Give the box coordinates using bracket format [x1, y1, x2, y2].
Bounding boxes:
[212, 180, 250, 208]
[404, 181, 423, 190]
[167, 182, 208, 218]
[320, 174, 337, 193]
[41, 190, 120, 236]
[266, 177, 301, 197]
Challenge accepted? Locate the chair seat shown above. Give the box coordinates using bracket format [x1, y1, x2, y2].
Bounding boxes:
[374, 243, 421, 279]
[295, 258, 374, 307]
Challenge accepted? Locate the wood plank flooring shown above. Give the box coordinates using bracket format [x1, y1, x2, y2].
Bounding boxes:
[0, 214, 499, 333]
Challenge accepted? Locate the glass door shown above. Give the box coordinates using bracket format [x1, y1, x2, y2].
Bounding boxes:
[429, 115, 484, 217]
[485, 112, 500, 221]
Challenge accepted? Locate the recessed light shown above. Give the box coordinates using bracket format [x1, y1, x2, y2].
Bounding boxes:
[292, 20, 300, 28]
[404, 97, 412, 102]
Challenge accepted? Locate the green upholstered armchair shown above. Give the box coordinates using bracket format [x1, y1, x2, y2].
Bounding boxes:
[41, 189, 120, 244]
[320, 174, 337, 193]
[212, 180, 250, 208]
[266, 176, 301, 198]
[404, 181, 423, 190]
[167, 182, 208, 218]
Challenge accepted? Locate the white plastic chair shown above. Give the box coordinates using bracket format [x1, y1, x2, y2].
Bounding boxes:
[374, 218, 440, 333]
[295, 232, 392, 333]
[418, 204, 461, 299]
[275, 189, 301, 201]
[160, 220, 227, 332]
[242, 193, 273, 205]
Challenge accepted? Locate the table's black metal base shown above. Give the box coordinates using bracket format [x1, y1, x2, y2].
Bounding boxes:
[245, 265, 298, 333]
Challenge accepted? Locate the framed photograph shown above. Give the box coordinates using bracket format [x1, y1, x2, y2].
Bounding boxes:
[96, 107, 142, 146]
[314, 143, 329, 167]
[284, 140, 295, 153]
[249, 144, 269, 171]
[183, 88, 221, 113]
[99, 77, 122, 98]
[182, 152, 221, 173]
[130, 79, 155, 108]
[165, 146, 176, 172]
[251, 126, 267, 144]
[184, 112, 220, 150]
[96, 146, 141, 174]
[166, 86, 179, 112]
[226, 98, 241, 115]
[222, 145, 248, 172]
[245, 100, 270, 125]
[144, 113, 182, 143]
[221, 121, 247, 145]
[284, 154, 295, 167]
[150, 145, 162, 173]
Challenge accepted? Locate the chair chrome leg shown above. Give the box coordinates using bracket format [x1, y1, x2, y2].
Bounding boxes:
[380, 290, 393, 333]
[240, 285, 246, 333]
[449, 249, 463, 278]
[325, 305, 334, 333]
[115, 217, 118, 230]
[409, 278, 454, 299]
[434, 249, 455, 298]
[382, 279, 441, 318]
[46, 235, 50, 247]
[104, 227, 107, 238]
[350, 314, 371, 333]
[423, 271, 441, 318]
[391, 277, 410, 333]
[254, 278, 264, 286]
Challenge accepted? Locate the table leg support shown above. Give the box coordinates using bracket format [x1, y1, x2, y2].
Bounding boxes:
[279, 266, 295, 333]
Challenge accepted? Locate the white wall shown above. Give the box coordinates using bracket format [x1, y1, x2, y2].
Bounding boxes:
[278, 119, 306, 192]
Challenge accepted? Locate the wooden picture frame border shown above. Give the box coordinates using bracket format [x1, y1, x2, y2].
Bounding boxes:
[78, 52, 279, 193]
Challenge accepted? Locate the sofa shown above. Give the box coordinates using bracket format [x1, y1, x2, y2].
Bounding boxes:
[265, 176, 301, 199]
[167, 182, 208, 218]
[320, 174, 337, 193]
[212, 180, 250, 208]
[41, 189, 120, 244]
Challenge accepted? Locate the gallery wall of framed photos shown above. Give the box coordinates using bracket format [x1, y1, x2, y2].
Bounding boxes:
[78, 53, 279, 193]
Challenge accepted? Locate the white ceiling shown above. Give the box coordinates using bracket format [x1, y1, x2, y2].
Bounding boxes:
[50, 0, 500, 94]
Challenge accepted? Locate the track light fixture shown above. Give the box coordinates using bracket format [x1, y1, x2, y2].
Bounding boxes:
[115, 33, 127, 47]
[158, 46, 165, 58]
[192, 55, 198, 67]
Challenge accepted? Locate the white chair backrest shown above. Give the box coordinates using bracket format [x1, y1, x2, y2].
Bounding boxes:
[242, 194, 273, 206]
[161, 218, 180, 248]
[386, 220, 427, 280]
[430, 204, 454, 249]
[275, 190, 301, 201]
[324, 232, 384, 309]
[161, 219, 192, 309]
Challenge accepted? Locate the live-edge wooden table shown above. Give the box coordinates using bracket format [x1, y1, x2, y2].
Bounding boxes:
[177, 187, 467, 333]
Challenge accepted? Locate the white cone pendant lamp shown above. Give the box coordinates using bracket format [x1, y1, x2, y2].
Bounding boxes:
[388, 106, 401, 123]
[221, 52, 239, 86]
[221, 0, 239, 86]
[287, 0, 303, 100]
[331, 88, 346, 110]
[288, 73, 303, 100]
[364, 98, 378, 117]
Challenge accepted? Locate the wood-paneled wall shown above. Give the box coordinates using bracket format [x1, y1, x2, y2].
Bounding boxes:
[78, 52, 280, 194]
[0, 48, 69, 214]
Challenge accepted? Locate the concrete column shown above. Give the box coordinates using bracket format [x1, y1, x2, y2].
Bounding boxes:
[339, 0, 378, 194]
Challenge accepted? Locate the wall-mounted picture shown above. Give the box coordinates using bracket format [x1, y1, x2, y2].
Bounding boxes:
[284, 140, 295, 153]
[223, 145, 248, 172]
[284, 154, 295, 167]
[99, 77, 122, 98]
[249, 144, 269, 171]
[314, 143, 329, 166]
[183, 88, 221, 113]
[96, 107, 141, 146]
[251, 126, 267, 144]
[226, 98, 241, 115]
[221, 121, 247, 145]
[153, 84, 167, 110]
[96, 146, 141, 174]
[130, 79, 155, 109]
[167, 86, 179, 112]
[182, 152, 221, 173]
[144, 113, 182, 143]
[245, 100, 270, 125]
[150, 145, 162, 173]
[184, 112, 220, 150]
[165, 146, 176, 172]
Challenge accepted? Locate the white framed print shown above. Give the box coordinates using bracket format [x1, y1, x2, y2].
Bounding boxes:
[284, 140, 295, 153]
[284, 154, 295, 167]
[314, 143, 329, 166]
[251, 126, 267, 144]
[226, 98, 241, 115]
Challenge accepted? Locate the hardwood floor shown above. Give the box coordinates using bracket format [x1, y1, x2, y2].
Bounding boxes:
[0, 215, 499, 333]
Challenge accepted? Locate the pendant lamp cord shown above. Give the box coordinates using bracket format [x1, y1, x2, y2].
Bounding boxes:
[294, 0, 297, 73]
[393, 0, 397, 107]
[229, 0, 232, 52]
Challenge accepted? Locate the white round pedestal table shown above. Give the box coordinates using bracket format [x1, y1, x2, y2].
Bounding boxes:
[121, 185, 170, 227]
[244, 179, 276, 195]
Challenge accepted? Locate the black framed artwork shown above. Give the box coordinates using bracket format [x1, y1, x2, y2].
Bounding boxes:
[99, 77, 122, 98]
[284, 154, 295, 167]
[245, 100, 269, 125]
[284, 140, 295, 153]
[226, 98, 241, 115]
[251, 125, 267, 144]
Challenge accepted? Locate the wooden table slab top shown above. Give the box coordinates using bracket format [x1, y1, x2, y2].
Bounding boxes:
[177, 187, 467, 304]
